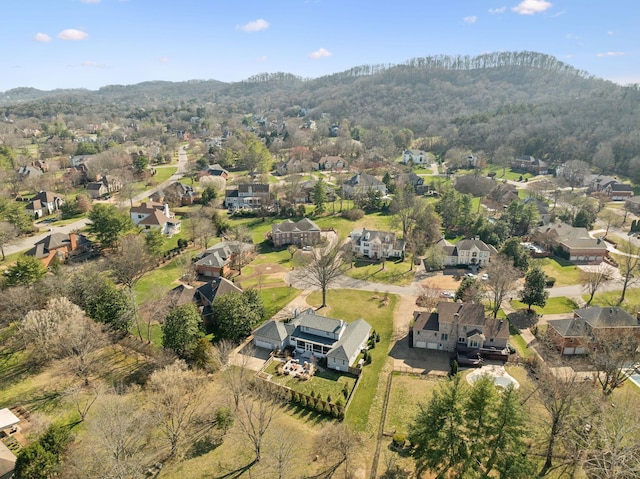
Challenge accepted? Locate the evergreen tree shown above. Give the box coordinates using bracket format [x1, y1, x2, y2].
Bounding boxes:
[312, 177, 327, 213]
[520, 266, 549, 311]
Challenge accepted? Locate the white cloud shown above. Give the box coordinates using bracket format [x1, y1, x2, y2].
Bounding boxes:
[512, 0, 552, 15]
[489, 6, 506, 14]
[58, 29, 89, 41]
[256, 55, 268, 62]
[238, 19, 269, 32]
[596, 51, 624, 57]
[308, 48, 332, 59]
[34, 32, 51, 43]
[565, 54, 574, 59]
[607, 30, 614, 35]
[81, 61, 108, 68]
[80, 0, 101, 3]
[463, 16, 477, 24]
[158, 56, 170, 63]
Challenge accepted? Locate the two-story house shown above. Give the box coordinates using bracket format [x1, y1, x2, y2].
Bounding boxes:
[271, 218, 321, 248]
[341, 173, 387, 198]
[350, 228, 405, 259]
[511, 155, 549, 175]
[401, 149, 428, 165]
[25, 191, 64, 218]
[26, 232, 92, 267]
[412, 301, 509, 361]
[194, 241, 253, 278]
[546, 306, 640, 355]
[87, 175, 123, 199]
[317, 156, 347, 171]
[253, 308, 371, 372]
[439, 237, 497, 267]
[224, 184, 271, 211]
[130, 201, 181, 237]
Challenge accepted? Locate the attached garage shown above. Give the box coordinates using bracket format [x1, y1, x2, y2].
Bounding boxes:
[427, 342, 439, 350]
[254, 339, 278, 350]
[415, 341, 426, 349]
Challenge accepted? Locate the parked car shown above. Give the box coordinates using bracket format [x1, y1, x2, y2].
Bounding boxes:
[440, 291, 455, 298]
[466, 272, 477, 279]
[302, 246, 313, 251]
[481, 273, 489, 281]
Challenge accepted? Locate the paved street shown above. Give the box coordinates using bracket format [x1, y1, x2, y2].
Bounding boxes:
[3, 146, 188, 257]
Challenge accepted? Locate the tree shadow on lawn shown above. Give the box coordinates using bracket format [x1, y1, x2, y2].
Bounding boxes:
[507, 310, 539, 330]
[286, 404, 331, 426]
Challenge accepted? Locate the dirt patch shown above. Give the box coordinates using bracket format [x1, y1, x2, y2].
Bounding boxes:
[253, 263, 288, 275]
[420, 272, 461, 291]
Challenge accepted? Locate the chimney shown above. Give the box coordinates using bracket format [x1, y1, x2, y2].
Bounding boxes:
[69, 232, 77, 251]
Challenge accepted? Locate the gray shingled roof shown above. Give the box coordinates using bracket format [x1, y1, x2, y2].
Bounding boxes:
[253, 320, 289, 343]
[272, 218, 321, 234]
[326, 318, 371, 362]
[575, 306, 637, 328]
[295, 308, 344, 335]
[437, 301, 486, 326]
[413, 311, 440, 332]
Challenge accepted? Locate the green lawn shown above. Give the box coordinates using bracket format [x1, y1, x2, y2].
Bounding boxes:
[508, 320, 535, 359]
[344, 258, 415, 286]
[510, 296, 578, 315]
[134, 257, 184, 303]
[386, 373, 443, 435]
[530, 257, 582, 286]
[257, 286, 301, 320]
[306, 289, 397, 431]
[265, 360, 357, 402]
[581, 288, 640, 314]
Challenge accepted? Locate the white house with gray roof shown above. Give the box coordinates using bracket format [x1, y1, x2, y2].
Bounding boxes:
[350, 228, 405, 259]
[438, 237, 497, 267]
[252, 309, 371, 372]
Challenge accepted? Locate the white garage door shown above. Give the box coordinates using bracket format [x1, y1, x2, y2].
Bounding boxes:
[574, 347, 586, 354]
[563, 347, 575, 355]
[415, 341, 426, 348]
[427, 343, 439, 350]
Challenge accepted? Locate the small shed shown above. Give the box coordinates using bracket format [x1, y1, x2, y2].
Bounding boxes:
[0, 409, 19, 433]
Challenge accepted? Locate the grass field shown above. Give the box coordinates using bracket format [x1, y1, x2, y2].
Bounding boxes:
[510, 296, 579, 315]
[385, 373, 444, 435]
[306, 289, 396, 431]
[531, 257, 583, 286]
[344, 258, 416, 286]
[582, 287, 640, 313]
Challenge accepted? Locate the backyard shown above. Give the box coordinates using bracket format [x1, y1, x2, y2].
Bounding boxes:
[530, 257, 582, 286]
[344, 258, 416, 286]
[510, 296, 579, 315]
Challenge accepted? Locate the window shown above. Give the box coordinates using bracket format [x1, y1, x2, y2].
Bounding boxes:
[458, 337, 465, 343]
[489, 338, 493, 343]
[441, 333, 448, 341]
[471, 340, 479, 348]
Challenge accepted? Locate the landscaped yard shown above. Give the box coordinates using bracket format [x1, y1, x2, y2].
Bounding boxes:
[510, 296, 579, 315]
[530, 257, 582, 286]
[385, 373, 443, 435]
[581, 287, 640, 314]
[264, 359, 357, 403]
[257, 286, 301, 320]
[344, 259, 416, 286]
[306, 289, 397, 431]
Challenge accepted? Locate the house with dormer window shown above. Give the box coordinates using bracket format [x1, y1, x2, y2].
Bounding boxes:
[252, 308, 371, 372]
[438, 237, 497, 267]
[349, 228, 405, 259]
[402, 149, 428, 165]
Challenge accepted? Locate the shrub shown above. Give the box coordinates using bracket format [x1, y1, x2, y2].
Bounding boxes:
[392, 433, 406, 448]
[342, 208, 365, 221]
[310, 390, 316, 398]
[450, 359, 459, 376]
[323, 402, 332, 415]
[327, 394, 332, 404]
[335, 398, 344, 407]
[342, 383, 349, 398]
[545, 277, 556, 287]
[299, 396, 307, 408]
[315, 401, 325, 414]
[307, 396, 316, 408]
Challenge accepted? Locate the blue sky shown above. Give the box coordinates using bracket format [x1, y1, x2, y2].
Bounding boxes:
[1, 0, 638, 91]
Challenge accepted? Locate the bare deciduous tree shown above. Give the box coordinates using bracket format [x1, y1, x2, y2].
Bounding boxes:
[291, 243, 345, 308]
[0, 221, 17, 261]
[56, 313, 108, 384]
[484, 255, 519, 318]
[616, 238, 640, 305]
[65, 383, 104, 422]
[313, 423, 363, 479]
[588, 329, 640, 396]
[580, 264, 612, 306]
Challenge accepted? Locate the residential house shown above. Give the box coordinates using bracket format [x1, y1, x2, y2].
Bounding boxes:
[253, 308, 371, 372]
[395, 172, 429, 194]
[87, 175, 122, 199]
[271, 218, 321, 247]
[412, 301, 509, 362]
[16, 164, 43, 179]
[587, 175, 618, 193]
[199, 164, 229, 180]
[25, 191, 64, 218]
[511, 155, 549, 175]
[0, 441, 16, 479]
[350, 228, 405, 259]
[438, 237, 498, 267]
[298, 179, 336, 204]
[130, 201, 181, 237]
[195, 277, 243, 322]
[341, 173, 387, 198]
[152, 182, 200, 205]
[275, 158, 309, 176]
[606, 182, 634, 201]
[523, 197, 551, 225]
[401, 149, 428, 165]
[26, 232, 92, 267]
[317, 156, 346, 171]
[533, 221, 607, 264]
[624, 196, 640, 214]
[224, 184, 271, 211]
[194, 241, 253, 278]
[546, 306, 640, 355]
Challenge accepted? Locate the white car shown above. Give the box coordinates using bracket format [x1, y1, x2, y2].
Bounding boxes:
[466, 272, 477, 279]
[302, 246, 313, 251]
[441, 291, 455, 298]
[481, 273, 489, 281]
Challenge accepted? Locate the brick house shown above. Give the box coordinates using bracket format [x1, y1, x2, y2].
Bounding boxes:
[271, 218, 321, 248]
[194, 241, 253, 278]
[26, 232, 92, 267]
[546, 306, 640, 355]
[533, 221, 607, 264]
[439, 237, 497, 267]
[412, 301, 509, 362]
[510, 155, 549, 175]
